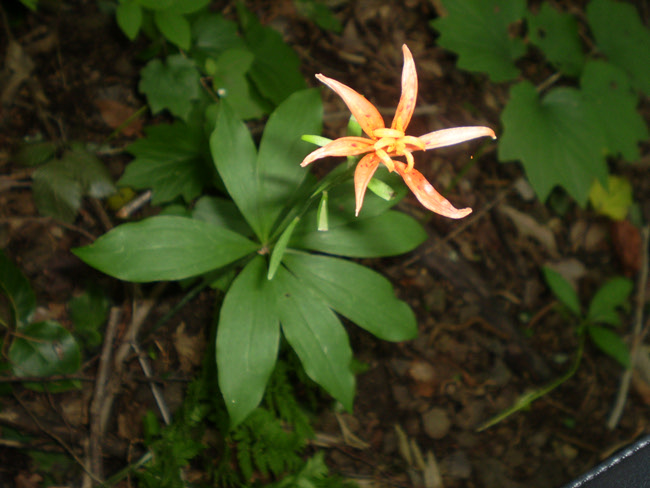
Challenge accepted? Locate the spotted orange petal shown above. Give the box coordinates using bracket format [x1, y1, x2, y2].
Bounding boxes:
[301, 137, 375, 167]
[419, 126, 496, 150]
[315, 74, 385, 138]
[391, 45, 418, 133]
[353, 153, 381, 216]
[394, 162, 472, 219]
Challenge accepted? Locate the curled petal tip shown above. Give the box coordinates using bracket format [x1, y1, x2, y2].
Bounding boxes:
[420, 126, 497, 150]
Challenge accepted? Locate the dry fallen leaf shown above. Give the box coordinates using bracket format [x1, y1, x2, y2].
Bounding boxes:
[499, 204, 558, 256]
[173, 322, 204, 373]
[94, 98, 143, 136]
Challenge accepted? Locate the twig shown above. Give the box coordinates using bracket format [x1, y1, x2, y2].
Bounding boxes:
[607, 225, 650, 429]
[84, 307, 122, 487]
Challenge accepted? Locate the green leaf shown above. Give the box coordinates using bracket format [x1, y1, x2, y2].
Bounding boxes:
[9, 321, 82, 392]
[526, 3, 584, 76]
[581, 61, 649, 162]
[431, 0, 527, 82]
[14, 141, 57, 167]
[237, 3, 307, 104]
[589, 175, 633, 221]
[63, 147, 116, 199]
[283, 253, 418, 341]
[211, 48, 266, 120]
[256, 89, 322, 238]
[268, 217, 300, 280]
[217, 256, 280, 428]
[498, 81, 609, 205]
[291, 211, 427, 258]
[32, 161, 82, 223]
[192, 14, 246, 60]
[293, 0, 343, 33]
[68, 286, 109, 348]
[587, 277, 633, 326]
[154, 9, 191, 50]
[274, 266, 355, 411]
[0, 250, 36, 327]
[192, 196, 252, 236]
[120, 121, 211, 205]
[210, 101, 264, 238]
[135, 0, 174, 10]
[73, 216, 258, 282]
[167, 0, 210, 14]
[542, 266, 581, 316]
[139, 55, 201, 121]
[587, 325, 630, 368]
[586, 0, 650, 96]
[116, 0, 142, 40]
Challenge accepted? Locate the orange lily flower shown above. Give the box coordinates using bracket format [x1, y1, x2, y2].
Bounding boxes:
[301, 44, 496, 218]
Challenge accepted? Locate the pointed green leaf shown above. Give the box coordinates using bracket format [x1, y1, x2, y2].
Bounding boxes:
[432, 0, 527, 82]
[69, 286, 109, 348]
[268, 217, 300, 280]
[154, 10, 191, 50]
[210, 101, 264, 238]
[9, 321, 81, 392]
[581, 61, 649, 162]
[116, 1, 142, 40]
[120, 121, 211, 204]
[73, 216, 258, 282]
[61, 147, 116, 199]
[283, 253, 417, 341]
[256, 89, 322, 238]
[526, 3, 584, 76]
[237, 3, 307, 104]
[587, 277, 633, 326]
[587, 0, 650, 96]
[499, 81, 609, 205]
[32, 161, 82, 223]
[139, 55, 200, 121]
[587, 325, 630, 368]
[0, 250, 36, 327]
[542, 266, 581, 316]
[192, 196, 252, 236]
[167, 0, 210, 14]
[217, 256, 280, 428]
[14, 141, 57, 167]
[275, 266, 354, 411]
[211, 48, 265, 120]
[192, 14, 246, 60]
[291, 211, 426, 258]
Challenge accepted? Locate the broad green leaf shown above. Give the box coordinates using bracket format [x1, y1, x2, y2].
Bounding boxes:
[589, 176, 633, 221]
[0, 250, 36, 327]
[14, 141, 57, 167]
[217, 256, 280, 427]
[283, 253, 418, 341]
[587, 325, 630, 368]
[154, 9, 191, 50]
[9, 321, 81, 392]
[192, 14, 246, 60]
[291, 211, 426, 258]
[116, 0, 142, 40]
[167, 0, 210, 14]
[211, 48, 265, 120]
[192, 196, 252, 237]
[210, 101, 264, 238]
[268, 217, 300, 280]
[526, 3, 584, 76]
[32, 161, 82, 223]
[542, 266, 581, 316]
[581, 61, 649, 162]
[139, 55, 201, 121]
[499, 81, 609, 205]
[237, 3, 307, 104]
[587, 277, 633, 326]
[68, 286, 109, 348]
[73, 216, 258, 282]
[120, 121, 211, 204]
[135, 0, 174, 10]
[256, 89, 322, 238]
[274, 266, 355, 411]
[586, 0, 650, 96]
[61, 147, 116, 199]
[432, 0, 527, 82]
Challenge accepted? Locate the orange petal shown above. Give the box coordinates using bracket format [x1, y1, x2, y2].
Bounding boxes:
[301, 137, 374, 167]
[391, 45, 418, 133]
[394, 162, 472, 219]
[419, 126, 496, 150]
[315, 74, 385, 138]
[354, 153, 380, 216]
